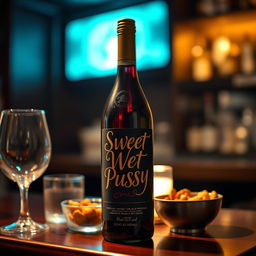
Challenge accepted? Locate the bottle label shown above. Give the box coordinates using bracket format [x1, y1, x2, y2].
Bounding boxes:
[101, 128, 153, 224]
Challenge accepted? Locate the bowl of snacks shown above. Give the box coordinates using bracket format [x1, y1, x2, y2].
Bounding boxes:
[61, 198, 102, 233]
[154, 188, 222, 234]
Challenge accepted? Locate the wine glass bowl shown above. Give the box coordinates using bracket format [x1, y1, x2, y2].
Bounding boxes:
[0, 109, 51, 235]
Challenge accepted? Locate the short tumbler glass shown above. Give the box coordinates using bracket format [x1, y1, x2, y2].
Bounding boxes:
[43, 174, 84, 223]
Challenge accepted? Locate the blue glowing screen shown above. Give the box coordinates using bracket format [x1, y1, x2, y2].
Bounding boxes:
[65, 0, 170, 81]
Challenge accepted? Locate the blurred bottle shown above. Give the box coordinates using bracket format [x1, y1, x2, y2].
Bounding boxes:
[196, 0, 216, 16]
[186, 123, 201, 153]
[238, 0, 250, 9]
[215, 0, 231, 14]
[249, 0, 256, 7]
[217, 91, 236, 154]
[191, 37, 213, 81]
[251, 109, 256, 151]
[241, 35, 255, 75]
[242, 107, 254, 130]
[186, 98, 201, 152]
[154, 121, 173, 161]
[234, 108, 252, 154]
[200, 92, 218, 152]
[234, 108, 252, 155]
[212, 36, 231, 75]
[218, 41, 240, 77]
[79, 119, 100, 164]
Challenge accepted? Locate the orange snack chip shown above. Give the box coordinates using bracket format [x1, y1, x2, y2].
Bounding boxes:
[175, 188, 192, 200]
[67, 199, 102, 226]
[80, 199, 92, 206]
[165, 188, 218, 201]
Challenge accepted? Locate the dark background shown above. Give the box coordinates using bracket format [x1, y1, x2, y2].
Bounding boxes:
[0, 0, 172, 154]
[0, 0, 256, 209]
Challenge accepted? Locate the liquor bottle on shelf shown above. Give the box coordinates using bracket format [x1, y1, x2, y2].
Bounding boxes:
[250, 109, 256, 151]
[215, 0, 231, 14]
[241, 34, 255, 75]
[191, 37, 213, 82]
[234, 108, 253, 154]
[186, 98, 202, 152]
[218, 41, 240, 77]
[249, 0, 256, 7]
[217, 91, 236, 154]
[200, 92, 218, 153]
[196, 0, 217, 16]
[154, 121, 173, 162]
[212, 36, 231, 76]
[238, 0, 250, 10]
[101, 19, 154, 243]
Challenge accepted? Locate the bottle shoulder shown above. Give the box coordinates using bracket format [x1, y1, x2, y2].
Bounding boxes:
[102, 81, 153, 129]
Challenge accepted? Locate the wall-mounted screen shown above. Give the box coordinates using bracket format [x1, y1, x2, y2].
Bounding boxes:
[65, 0, 170, 81]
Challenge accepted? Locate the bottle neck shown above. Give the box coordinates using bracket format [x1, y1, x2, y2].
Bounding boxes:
[118, 31, 136, 66]
[116, 20, 138, 86]
[117, 65, 137, 80]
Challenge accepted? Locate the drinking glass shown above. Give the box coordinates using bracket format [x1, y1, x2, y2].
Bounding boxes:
[0, 109, 51, 234]
[44, 174, 84, 223]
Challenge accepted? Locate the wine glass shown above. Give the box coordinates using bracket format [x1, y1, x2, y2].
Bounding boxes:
[0, 109, 51, 234]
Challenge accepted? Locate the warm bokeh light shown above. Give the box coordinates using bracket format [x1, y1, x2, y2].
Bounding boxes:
[236, 126, 248, 139]
[230, 43, 240, 57]
[212, 36, 231, 65]
[154, 165, 173, 197]
[191, 45, 204, 57]
[218, 36, 231, 53]
[154, 165, 172, 173]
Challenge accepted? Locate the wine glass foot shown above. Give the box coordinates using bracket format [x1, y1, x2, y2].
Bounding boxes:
[0, 217, 48, 235]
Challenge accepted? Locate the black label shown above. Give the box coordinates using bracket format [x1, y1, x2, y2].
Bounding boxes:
[101, 128, 153, 223]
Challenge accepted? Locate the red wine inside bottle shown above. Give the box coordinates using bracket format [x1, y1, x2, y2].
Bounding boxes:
[101, 19, 154, 243]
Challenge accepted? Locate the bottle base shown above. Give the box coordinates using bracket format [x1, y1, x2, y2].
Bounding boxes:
[103, 231, 153, 244]
[102, 220, 154, 244]
[104, 238, 148, 244]
[103, 236, 153, 245]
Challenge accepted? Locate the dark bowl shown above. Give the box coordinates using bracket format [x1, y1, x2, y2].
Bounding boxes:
[154, 193, 222, 234]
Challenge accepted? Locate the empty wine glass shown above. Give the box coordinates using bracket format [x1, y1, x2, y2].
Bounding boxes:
[0, 109, 51, 234]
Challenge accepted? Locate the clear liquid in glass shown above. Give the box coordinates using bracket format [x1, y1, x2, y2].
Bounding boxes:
[44, 187, 84, 223]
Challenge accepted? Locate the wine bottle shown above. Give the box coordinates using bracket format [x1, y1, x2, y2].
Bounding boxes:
[101, 18, 154, 243]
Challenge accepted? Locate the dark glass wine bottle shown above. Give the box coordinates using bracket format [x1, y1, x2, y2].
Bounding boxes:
[101, 19, 154, 243]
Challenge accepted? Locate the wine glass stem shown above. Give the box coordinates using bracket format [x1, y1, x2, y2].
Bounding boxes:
[19, 185, 30, 219]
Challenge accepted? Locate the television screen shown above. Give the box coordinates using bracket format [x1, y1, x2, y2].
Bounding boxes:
[65, 0, 170, 81]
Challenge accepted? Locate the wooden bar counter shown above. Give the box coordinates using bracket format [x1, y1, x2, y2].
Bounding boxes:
[0, 193, 255, 256]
